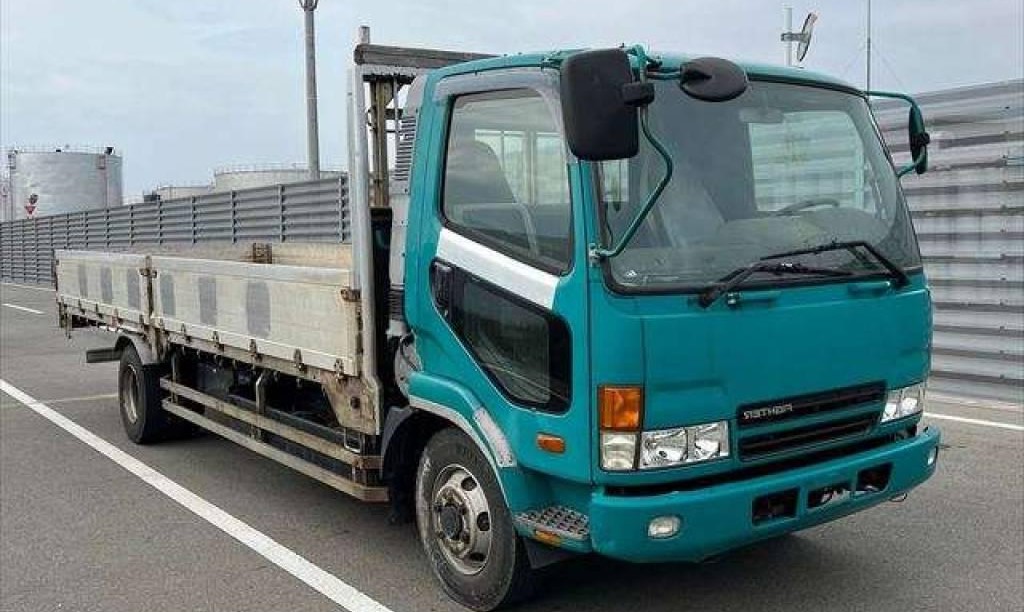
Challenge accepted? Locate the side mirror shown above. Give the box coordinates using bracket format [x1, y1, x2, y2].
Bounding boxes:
[560, 49, 640, 161]
[679, 57, 748, 102]
[869, 90, 929, 177]
[908, 104, 929, 175]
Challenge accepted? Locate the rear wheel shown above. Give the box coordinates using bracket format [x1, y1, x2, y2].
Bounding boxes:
[118, 345, 185, 443]
[416, 428, 534, 611]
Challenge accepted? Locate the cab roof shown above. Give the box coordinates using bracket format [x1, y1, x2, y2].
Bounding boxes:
[434, 49, 862, 96]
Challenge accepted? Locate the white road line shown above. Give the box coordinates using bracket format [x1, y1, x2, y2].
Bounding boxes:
[0, 393, 119, 409]
[927, 412, 1024, 432]
[2, 303, 45, 315]
[44, 392, 120, 404]
[0, 281, 54, 292]
[0, 379, 396, 612]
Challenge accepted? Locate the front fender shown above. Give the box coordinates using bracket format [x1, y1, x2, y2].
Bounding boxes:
[408, 371, 548, 513]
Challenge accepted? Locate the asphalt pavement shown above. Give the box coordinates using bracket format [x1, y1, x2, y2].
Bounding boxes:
[1, 282, 1022, 612]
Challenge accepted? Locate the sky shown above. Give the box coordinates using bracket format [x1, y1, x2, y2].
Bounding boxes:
[1, 0, 1022, 196]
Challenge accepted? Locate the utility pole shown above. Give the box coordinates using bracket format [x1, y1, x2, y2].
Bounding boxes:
[866, 0, 872, 91]
[299, 0, 321, 180]
[785, 6, 794, 66]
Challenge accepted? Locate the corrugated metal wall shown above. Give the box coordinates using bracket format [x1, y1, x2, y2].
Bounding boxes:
[0, 177, 350, 285]
[875, 80, 1023, 404]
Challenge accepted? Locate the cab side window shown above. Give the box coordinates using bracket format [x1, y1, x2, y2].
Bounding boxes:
[443, 89, 572, 274]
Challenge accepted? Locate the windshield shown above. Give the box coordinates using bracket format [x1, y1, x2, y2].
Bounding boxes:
[598, 79, 922, 291]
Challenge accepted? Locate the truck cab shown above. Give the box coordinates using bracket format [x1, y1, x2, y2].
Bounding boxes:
[54, 37, 940, 612]
[378, 46, 939, 608]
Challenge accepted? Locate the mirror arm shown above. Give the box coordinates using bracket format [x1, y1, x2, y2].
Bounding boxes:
[897, 130, 931, 177]
[866, 89, 916, 106]
[868, 89, 929, 177]
[591, 45, 674, 261]
[896, 152, 926, 178]
[591, 105, 674, 261]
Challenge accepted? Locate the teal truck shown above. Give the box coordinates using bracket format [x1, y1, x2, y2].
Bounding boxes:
[55, 32, 939, 610]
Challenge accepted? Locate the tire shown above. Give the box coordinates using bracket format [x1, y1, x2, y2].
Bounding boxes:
[416, 428, 534, 611]
[117, 345, 184, 444]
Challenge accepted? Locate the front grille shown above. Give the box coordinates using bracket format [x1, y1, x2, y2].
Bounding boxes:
[737, 382, 885, 428]
[739, 414, 878, 460]
[735, 383, 885, 461]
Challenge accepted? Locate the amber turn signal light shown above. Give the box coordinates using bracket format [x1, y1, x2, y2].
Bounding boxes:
[533, 529, 562, 547]
[536, 433, 566, 454]
[598, 385, 643, 431]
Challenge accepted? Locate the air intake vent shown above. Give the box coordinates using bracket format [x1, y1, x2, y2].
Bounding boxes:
[392, 114, 418, 183]
[389, 287, 405, 321]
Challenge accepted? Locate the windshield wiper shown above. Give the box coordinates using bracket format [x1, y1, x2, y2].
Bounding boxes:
[760, 240, 909, 288]
[698, 261, 852, 308]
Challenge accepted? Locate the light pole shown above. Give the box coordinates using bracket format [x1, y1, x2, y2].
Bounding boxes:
[865, 0, 873, 91]
[299, 0, 321, 180]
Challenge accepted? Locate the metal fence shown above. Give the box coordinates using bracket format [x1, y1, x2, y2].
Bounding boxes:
[875, 79, 1023, 404]
[0, 177, 350, 285]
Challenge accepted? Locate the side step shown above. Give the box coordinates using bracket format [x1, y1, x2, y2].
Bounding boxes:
[515, 505, 590, 542]
[160, 380, 387, 502]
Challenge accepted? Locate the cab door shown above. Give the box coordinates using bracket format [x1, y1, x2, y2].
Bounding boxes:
[406, 72, 593, 486]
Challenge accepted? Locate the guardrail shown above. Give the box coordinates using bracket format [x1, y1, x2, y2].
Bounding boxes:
[0, 176, 350, 286]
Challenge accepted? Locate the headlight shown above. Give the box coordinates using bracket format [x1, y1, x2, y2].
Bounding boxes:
[637, 421, 730, 470]
[600, 432, 637, 471]
[640, 428, 688, 468]
[881, 383, 926, 423]
[691, 421, 730, 462]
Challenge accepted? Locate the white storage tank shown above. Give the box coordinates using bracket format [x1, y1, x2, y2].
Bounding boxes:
[213, 163, 342, 192]
[0, 172, 12, 222]
[150, 184, 213, 200]
[6, 146, 123, 219]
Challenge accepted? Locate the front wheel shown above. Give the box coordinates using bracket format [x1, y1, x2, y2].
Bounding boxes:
[415, 428, 534, 611]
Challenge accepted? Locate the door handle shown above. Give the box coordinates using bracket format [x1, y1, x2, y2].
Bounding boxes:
[430, 260, 454, 320]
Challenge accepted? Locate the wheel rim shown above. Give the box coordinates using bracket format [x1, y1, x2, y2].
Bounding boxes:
[120, 364, 140, 424]
[431, 464, 493, 576]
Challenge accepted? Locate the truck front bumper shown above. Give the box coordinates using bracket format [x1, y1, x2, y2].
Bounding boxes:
[587, 426, 940, 563]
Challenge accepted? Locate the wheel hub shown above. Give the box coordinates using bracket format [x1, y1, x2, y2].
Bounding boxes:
[431, 465, 492, 576]
[120, 365, 140, 424]
[438, 504, 462, 539]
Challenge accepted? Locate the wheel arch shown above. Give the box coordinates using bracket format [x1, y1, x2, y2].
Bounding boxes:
[382, 372, 541, 517]
[115, 332, 159, 366]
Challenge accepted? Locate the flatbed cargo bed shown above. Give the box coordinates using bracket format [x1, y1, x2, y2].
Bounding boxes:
[55, 242, 388, 501]
[56, 242, 360, 379]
